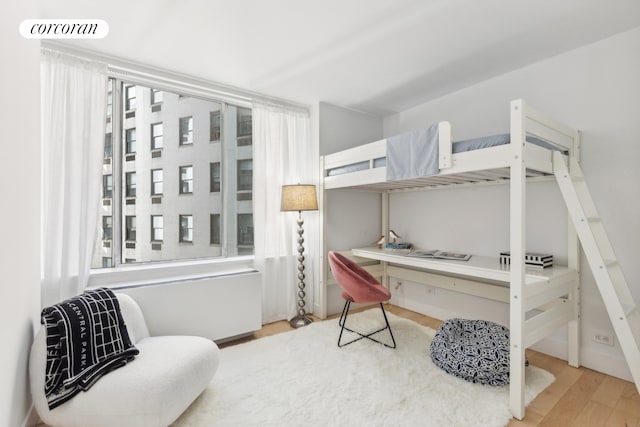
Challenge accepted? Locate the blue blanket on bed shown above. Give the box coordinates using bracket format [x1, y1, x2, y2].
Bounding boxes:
[386, 124, 439, 180]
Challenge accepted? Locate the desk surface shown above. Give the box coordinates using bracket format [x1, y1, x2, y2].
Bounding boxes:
[351, 247, 574, 284]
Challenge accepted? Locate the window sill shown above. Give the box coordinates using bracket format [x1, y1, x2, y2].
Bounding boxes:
[89, 255, 255, 289]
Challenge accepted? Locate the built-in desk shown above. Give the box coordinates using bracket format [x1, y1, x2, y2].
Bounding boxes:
[351, 247, 577, 310]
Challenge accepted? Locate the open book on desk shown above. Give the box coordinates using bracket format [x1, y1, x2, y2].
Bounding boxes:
[406, 249, 471, 261]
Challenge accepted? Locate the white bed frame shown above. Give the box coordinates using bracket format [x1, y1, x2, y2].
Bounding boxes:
[319, 99, 582, 420]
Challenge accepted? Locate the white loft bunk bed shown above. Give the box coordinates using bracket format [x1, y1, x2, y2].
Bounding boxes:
[319, 99, 640, 420]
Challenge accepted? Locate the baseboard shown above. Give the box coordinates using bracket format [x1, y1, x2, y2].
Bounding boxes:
[21, 405, 38, 427]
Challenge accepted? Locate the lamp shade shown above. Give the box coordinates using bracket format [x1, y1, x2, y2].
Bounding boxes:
[281, 184, 318, 212]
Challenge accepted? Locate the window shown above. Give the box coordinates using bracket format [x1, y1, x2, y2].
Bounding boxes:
[125, 216, 136, 241]
[104, 133, 112, 158]
[237, 214, 254, 247]
[151, 122, 163, 149]
[102, 257, 113, 268]
[179, 116, 193, 145]
[125, 85, 136, 111]
[151, 215, 163, 242]
[151, 169, 163, 195]
[92, 80, 253, 269]
[210, 162, 221, 192]
[125, 172, 136, 198]
[180, 166, 193, 194]
[237, 159, 252, 191]
[151, 88, 163, 104]
[125, 128, 137, 154]
[210, 111, 221, 141]
[210, 214, 220, 244]
[103, 174, 113, 198]
[106, 91, 113, 118]
[237, 107, 252, 146]
[103, 216, 112, 240]
[179, 215, 193, 242]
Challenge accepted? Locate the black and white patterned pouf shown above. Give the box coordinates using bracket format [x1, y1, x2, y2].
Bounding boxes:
[430, 318, 522, 386]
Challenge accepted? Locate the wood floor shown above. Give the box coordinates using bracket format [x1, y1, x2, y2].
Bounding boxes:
[222, 304, 640, 427]
[40, 304, 640, 427]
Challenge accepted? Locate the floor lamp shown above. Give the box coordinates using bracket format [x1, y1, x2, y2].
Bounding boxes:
[281, 184, 318, 328]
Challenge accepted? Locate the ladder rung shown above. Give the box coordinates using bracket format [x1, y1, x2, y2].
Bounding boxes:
[585, 217, 601, 224]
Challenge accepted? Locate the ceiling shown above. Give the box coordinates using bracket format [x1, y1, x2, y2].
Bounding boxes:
[38, 0, 640, 116]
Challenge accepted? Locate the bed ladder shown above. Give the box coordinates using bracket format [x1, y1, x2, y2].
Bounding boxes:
[553, 151, 640, 391]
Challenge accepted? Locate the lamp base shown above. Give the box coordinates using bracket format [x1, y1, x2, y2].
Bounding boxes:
[289, 314, 313, 328]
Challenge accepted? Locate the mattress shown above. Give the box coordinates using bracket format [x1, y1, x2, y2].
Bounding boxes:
[326, 133, 556, 177]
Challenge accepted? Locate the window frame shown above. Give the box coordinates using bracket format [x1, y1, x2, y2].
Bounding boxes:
[179, 116, 193, 146]
[179, 165, 193, 195]
[179, 214, 193, 243]
[151, 122, 163, 150]
[151, 215, 163, 242]
[125, 128, 137, 154]
[151, 168, 163, 196]
[92, 77, 256, 274]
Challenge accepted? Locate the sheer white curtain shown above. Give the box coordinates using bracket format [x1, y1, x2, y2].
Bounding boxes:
[41, 50, 108, 307]
[253, 101, 318, 323]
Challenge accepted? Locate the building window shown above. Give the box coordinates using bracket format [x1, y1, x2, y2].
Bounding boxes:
[104, 133, 113, 158]
[210, 162, 221, 192]
[180, 166, 193, 194]
[237, 107, 252, 146]
[151, 88, 163, 104]
[179, 116, 193, 145]
[125, 172, 136, 198]
[102, 257, 113, 268]
[125, 216, 136, 241]
[210, 214, 221, 244]
[125, 128, 137, 154]
[151, 215, 163, 242]
[106, 91, 113, 118]
[210, 111, 221, 141]
[92, 80, 253, 268]
[179, 215, 193, 242]
[237, 159, 252, 191]
[125, 85, 136, 111]
[237, 214, 254, 246]
[151, 122, 163, 149]
[103, 174, 113, 198]
[151, 169, 163, 196]
[103, 216, 112, 241]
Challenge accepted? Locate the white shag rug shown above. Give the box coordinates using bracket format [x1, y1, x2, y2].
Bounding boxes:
[171, 310, 554, 427]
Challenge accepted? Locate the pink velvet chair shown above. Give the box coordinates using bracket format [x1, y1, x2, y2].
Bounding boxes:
[328, 251, 396, 348]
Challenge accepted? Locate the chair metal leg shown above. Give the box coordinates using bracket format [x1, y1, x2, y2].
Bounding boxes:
[337, 301, 396, 349]
[339, 299, 349, 328]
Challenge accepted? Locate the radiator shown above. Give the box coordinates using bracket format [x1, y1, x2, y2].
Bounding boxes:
[116, 269, 262, 342]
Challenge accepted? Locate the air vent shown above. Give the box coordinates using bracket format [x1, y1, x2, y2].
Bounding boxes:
[125, 111, 135, 119]
[125, 154, 136, 162]
[125, 198, 136, 205]
[151, 197, 162, 204]
[151, 104, 161, 113]
[103, 241, 111, 248]
[102, 199, 111, 206]
[151, 150, 162, 158]
[125, 242, 136, 249]
[151, 243, 162, 251]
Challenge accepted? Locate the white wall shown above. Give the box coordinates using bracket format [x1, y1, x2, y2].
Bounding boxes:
[318, 102, 384, 315]
[0, 4, 41, 427]
[383, 27, 640, 381]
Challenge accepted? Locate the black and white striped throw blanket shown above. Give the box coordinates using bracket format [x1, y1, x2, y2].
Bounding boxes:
[41, 288, 139, 409]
